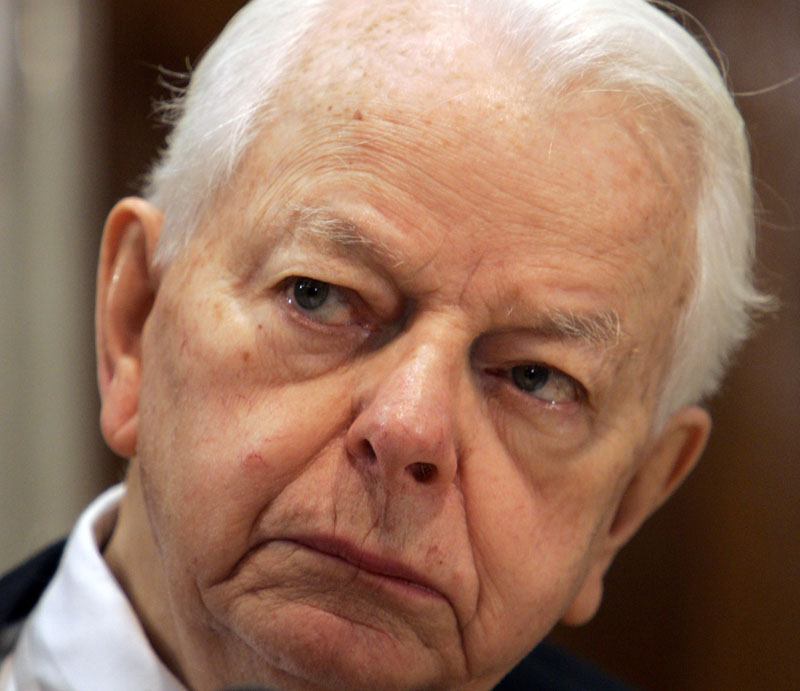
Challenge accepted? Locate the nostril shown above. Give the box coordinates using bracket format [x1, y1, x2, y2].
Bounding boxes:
[408, 462, 437, 483]
[356, 438, 377, 462]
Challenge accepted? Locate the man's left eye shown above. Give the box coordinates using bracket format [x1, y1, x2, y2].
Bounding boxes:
[285, 276, 356, 326]
[509, 363, 583, 405]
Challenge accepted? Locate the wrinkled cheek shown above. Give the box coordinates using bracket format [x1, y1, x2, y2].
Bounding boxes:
[136, 315, 257, 560]
[137, 392, 273, 576]
[461, 461, 607, 666]
[137, 342, 352, 590]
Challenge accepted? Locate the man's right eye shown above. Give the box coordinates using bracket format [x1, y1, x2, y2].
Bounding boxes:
[292, 277, 330, 311]
[285, 276, 358, 326]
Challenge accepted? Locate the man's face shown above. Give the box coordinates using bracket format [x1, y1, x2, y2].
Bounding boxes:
[126, 51, 694, 690]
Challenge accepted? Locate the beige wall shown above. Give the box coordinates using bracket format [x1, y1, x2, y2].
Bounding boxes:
[0, 0, 110, 573]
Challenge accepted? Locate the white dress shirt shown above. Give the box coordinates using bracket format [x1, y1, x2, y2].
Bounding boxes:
[0, 485, 184, 691]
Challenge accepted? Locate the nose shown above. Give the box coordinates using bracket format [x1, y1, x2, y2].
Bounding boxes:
[345, 342, 460, 489]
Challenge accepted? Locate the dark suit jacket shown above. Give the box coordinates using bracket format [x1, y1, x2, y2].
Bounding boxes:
[0, 542, 632, 690]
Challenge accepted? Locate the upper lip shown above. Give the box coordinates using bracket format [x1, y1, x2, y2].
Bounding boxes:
[285, 534, 443, 597]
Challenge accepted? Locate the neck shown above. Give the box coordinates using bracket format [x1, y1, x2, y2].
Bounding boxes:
[104, 462, 187, 684]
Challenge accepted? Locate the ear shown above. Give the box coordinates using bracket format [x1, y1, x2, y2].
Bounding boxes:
[560, 405, 711, 625]
[96, 197, 163, 458]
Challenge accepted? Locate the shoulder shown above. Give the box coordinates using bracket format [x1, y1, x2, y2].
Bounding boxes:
[0, 540, 66, 629]
[495, 638, 635, 690]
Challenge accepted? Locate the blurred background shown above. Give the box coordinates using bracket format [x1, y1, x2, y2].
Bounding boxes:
[0, 0, 797, 688]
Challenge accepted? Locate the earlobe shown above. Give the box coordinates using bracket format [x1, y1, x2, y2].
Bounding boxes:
[96, 198, 163, 458]
[607, 406, 711, 547]
[560, 560, 608, 626]
[560, 406, 711, 626]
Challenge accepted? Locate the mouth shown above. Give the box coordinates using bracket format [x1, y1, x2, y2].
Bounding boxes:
[283, 535, 444, 599]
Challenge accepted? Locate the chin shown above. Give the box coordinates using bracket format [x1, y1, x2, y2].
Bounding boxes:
[195, 541, 477, 690]
[210, 597, 469, 691]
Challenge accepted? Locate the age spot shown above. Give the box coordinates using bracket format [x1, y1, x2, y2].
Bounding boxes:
[242, 451, 265, 470]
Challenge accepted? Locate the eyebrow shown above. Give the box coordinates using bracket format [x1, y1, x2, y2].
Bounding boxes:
[524, 307, 623, 348]
[286, 204, 624, 348]
[286, 204, 403, 266]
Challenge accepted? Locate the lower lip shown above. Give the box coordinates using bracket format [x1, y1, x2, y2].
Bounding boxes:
[284, 540, 442, 599]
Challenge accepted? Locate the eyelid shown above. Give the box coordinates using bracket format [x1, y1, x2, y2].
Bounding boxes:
[471, 335, 598, 402]
[520, 364, 585, 405]
[282, 277, 364, 327]
[269, 252, 403, 320]
[487, 363, 580, 396]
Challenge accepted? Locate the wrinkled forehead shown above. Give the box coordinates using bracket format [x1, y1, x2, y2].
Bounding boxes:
[272, 0, 546, 138]
[258, 0, 698, 267]
[277, 0, 698, 191]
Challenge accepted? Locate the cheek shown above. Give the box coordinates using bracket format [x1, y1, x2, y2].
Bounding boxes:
[136, 285, 355, 582]
[461, 438, 631, 652]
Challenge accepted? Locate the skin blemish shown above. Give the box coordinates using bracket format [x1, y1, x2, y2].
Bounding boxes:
[353, 109, 364, 120]
[233, 393, 257, 415]
[212, 301, 224, 323]
[425, 543, 444, 564]
[242, 451, 265, 470]
[242, 351, 251, 363]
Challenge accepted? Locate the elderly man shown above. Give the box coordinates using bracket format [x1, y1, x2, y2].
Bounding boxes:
[0, 0, 769, 688]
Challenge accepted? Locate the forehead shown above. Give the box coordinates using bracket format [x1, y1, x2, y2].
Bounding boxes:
[264, 0, 694, 249]
[288, 0, 490, 97]
[229, 88, 693, 293]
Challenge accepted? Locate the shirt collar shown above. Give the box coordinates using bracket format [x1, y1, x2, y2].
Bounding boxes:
[7, 484, 184, 691]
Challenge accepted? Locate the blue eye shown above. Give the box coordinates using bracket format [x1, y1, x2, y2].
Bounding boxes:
[509, 364, 581, 404]
[293, 277, 330, 311]
[511, 365, 549, 393]
[285, 276, 358, 326]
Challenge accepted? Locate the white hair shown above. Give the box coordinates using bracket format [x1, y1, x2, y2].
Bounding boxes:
[144, 0, 772, 419]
